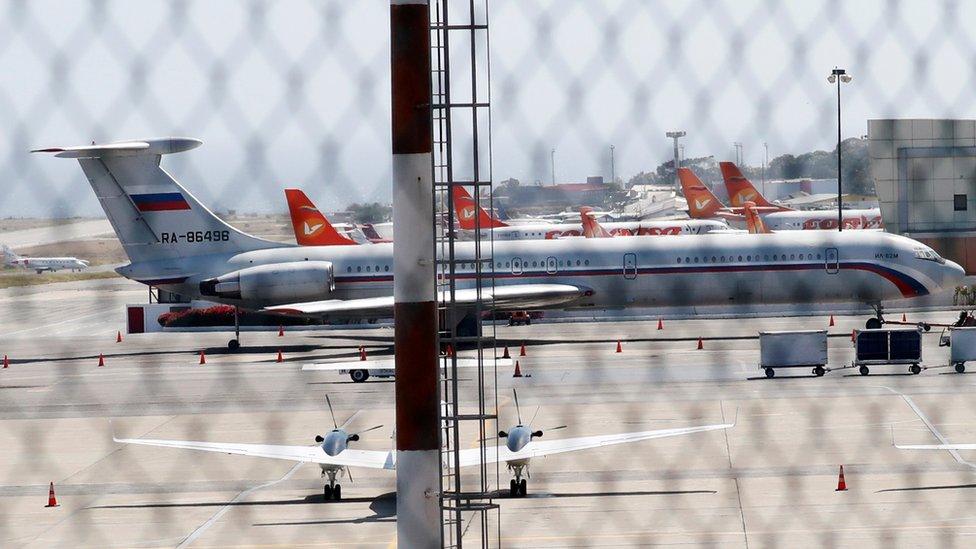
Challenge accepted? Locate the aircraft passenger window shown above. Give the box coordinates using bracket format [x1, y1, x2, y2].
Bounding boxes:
[694, 257, 699, 263]
[375, 265, 380, 271]
[532, 261, 538, 267]
[576, 260, 581, 266]
[764, 255, 769, 261]
[385, 265, 390, 272]
[711, 256, 716, 262]
[747, 256, 751, 261]
[790, 254, 795, 260]
[584, 259, 590, 265]
[685, 257, 690, 263]
[506, 261, 511, 267]
[720, 256, 726, 262]
[677, 257, 682, 263]
[347, 266, 352, 273]
[738, 255, 743, 261]
[357, 266, 362, 272]
[366, 266, 371, 272]
[816, 254, 821, 260]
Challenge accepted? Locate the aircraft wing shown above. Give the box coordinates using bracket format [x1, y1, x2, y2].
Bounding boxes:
[456, 423, 733, 467]
[895, 444, 976, 450]
[113, 435, 395, 469]
[302, 357, 513, 372]
[265, 283, 589, 317]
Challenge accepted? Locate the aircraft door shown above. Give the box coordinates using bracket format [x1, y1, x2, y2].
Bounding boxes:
[623, 253, 637, 280]
[511, 257, 523, 275]
[825, 247, 839, 274]
[545, 256, 557, 274]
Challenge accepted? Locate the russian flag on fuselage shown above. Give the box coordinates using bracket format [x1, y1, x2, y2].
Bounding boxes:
[131, 192, 191, 212]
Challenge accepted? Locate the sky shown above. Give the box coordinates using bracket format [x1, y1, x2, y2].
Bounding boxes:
[1, 0, 974, 217]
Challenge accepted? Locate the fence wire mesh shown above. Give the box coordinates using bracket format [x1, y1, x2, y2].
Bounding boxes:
[2, 1, 976, 547]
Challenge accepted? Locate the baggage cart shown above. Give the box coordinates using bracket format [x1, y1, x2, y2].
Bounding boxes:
[948, 326, 976, 373]
[852, 328, 923, 376]
[759, 330, 829, 378]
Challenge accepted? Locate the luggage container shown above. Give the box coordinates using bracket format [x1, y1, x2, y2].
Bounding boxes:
[759, 330, 829, 378]
[852, 328, 923, 376]
[948, 326, 976, 373]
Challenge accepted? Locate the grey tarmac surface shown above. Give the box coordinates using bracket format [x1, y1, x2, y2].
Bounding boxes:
[4, 278, 976, 546]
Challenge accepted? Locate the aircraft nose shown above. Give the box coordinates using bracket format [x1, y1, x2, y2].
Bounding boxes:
[944, 260, 967, 287]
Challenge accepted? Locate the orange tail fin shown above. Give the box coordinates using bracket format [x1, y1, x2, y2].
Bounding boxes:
[678, 168, 725, 219]
[743, 201, 770, 234]
[452, 186, 507, 230]
[284, 189, 357, 246]
[580, 207, 612, 238]
[719, 162, 779, 209]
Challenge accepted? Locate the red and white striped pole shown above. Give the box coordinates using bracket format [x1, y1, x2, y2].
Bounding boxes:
[391, 1, 439, 547]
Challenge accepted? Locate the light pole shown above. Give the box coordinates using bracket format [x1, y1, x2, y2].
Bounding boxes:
[609, 144, 615, 184]
[828, 67, 852, 231]
[733, 142, 743, 165]
[550, 148, 556, 186]
[762, 141, 768, 196]
[665, 131, 685, 191]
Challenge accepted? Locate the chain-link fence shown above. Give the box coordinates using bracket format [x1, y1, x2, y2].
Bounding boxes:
[3, 0, 976, 547]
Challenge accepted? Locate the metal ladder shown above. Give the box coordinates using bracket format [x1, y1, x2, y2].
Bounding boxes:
[431, 0, 500, 547]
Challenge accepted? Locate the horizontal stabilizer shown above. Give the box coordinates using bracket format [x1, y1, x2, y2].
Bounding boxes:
[32, 138, 202, 158]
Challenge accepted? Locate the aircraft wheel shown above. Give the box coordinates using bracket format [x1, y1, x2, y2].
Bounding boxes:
[865, 318, 883, 329]
[350, 369, 369, 383]
[859, 366, 870, 376]
[333, 484, 342, 500]
[323, 485, 333, 500]
[227, 339, 240, 351]
[910, 364, 921, 375]
[509, 479, 517, 497]
[956, 363, 966, 373]
[519, 479, 527, 497]
[814, 366, 826, 377]
[764, 368, 775, 379]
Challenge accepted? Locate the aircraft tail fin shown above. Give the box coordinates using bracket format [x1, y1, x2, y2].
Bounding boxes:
[452, 186, 507, 230]
[678, 168, 726, 219]
[580, 207, 612, 238]
[284, 189, 357, 246]
[33, 138, 282, 266]
[743, 202, 770, 234]
[719, 162, 779, 209]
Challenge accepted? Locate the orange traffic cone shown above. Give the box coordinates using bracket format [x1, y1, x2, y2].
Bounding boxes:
[276, 350, 283, 363]
[697, 338, 704, 350]
[615, 341, 622, 353]
[502, 346, 510, 359]
[45, 482, 59, 507]
[278, 325, 284, 337]
[513, 360, 523, 378]
[902, 312, 907, 322]
[97, 353, 105, 367]
[359, 346, 367, 361]
[116, 330, 123, 343]
[444, 344, 454, 357]
[199, 350, 206, 365]
[3, 354, 8, 369]
[835, 465, 848, 491]
[851, 329, 856, 342]
[519, 343, 526, 357]
[829, 315, 835, 327]
[657, 318, 664, 330]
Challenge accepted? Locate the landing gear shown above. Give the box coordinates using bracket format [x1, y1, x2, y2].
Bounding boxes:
[813, 366, 826, 377]
[322, 468, 342, 500]
[508, 464, 528, 497]
[228, 306, 242, 351]
[956, 363, 967, 373]
[866, 303, 884, 329]
[764, 368, 775, 379]
[350, 369, 369, 383]
[859, 365, 870, 376]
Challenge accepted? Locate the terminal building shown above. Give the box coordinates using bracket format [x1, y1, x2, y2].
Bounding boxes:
[869, 118, 976, 272]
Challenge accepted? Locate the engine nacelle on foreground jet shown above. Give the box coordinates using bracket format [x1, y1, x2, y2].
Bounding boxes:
[199, 261, 334, 303]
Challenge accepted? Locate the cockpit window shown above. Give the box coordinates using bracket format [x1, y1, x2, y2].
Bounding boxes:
[913, 247, 946, 264]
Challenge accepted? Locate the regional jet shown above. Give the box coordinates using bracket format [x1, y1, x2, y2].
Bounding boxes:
[2, 245, 89, 273]
[111, 391, 733, 499]
[33, 138, 964, 350]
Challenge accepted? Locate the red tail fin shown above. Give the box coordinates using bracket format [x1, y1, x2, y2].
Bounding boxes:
[678, 168, 725, 218]
[284, 189, 357, 246]
[719, 162, 780, 209]
[453, 186, 507, 230]
[580, 207, 612, 238]
[742, 201, 770, 234]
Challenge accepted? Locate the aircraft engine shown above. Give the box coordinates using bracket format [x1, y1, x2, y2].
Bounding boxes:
[199, 261, 334, 303]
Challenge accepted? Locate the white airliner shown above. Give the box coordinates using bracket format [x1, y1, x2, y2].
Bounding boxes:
[112, 391, 733, 499]
[453, 186, 728, 239]
[33, 138, 964, 350]
[2, 245, 89, 273]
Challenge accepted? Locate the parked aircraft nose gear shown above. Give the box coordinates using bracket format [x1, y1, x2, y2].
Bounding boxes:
[228, 339, 240, 350]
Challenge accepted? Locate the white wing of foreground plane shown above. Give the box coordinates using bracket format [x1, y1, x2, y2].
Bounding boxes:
[457, 422, 734, 467]
[302, 357, 513, 372]
[895, 443, 976, 450]
[264, 284, 588, 317]
[112, 435, 396, 469]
